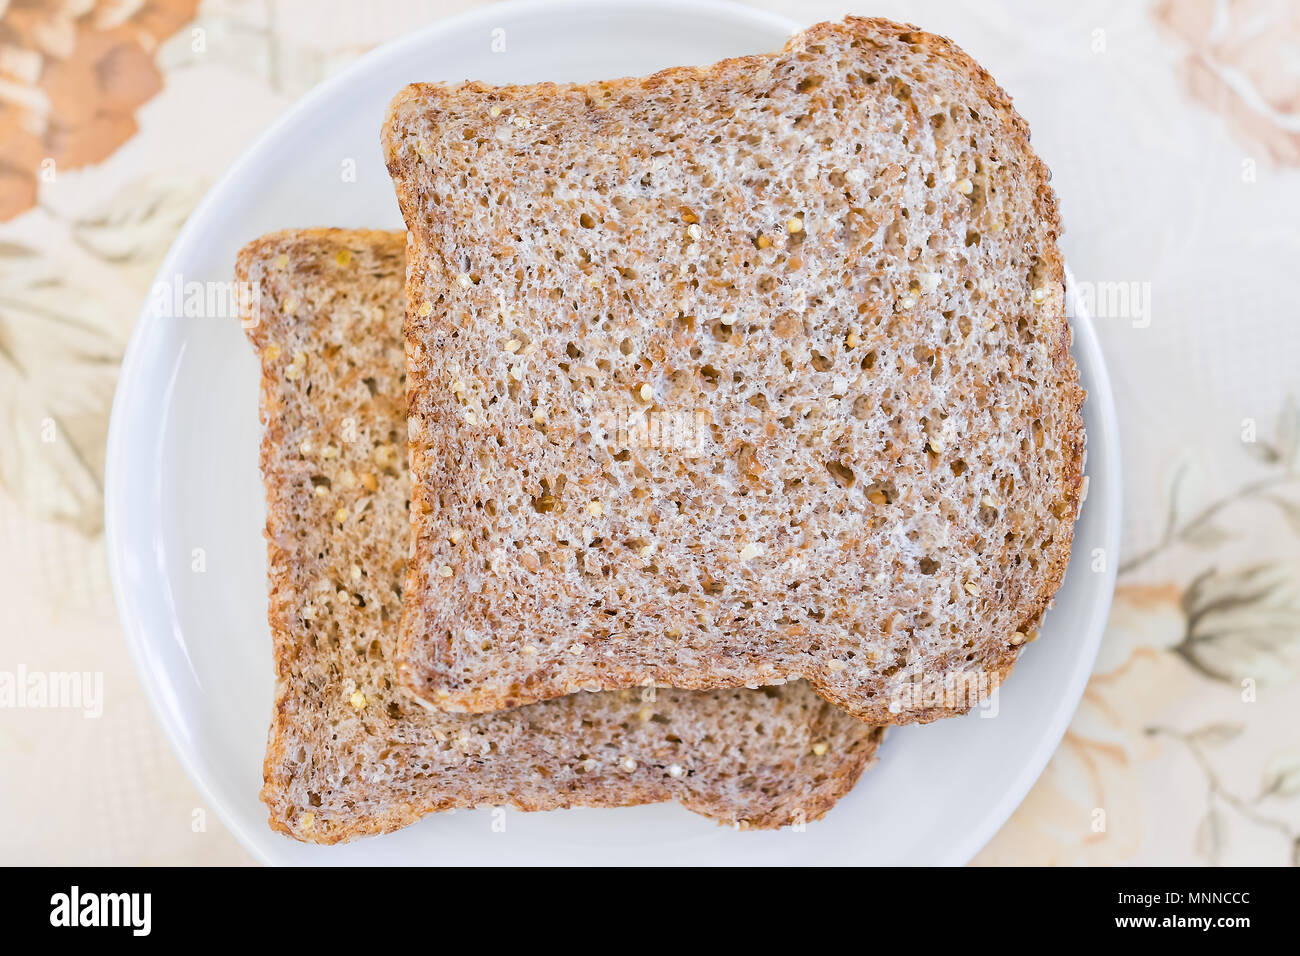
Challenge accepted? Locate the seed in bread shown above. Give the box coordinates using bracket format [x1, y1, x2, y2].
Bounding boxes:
[382, 17, 1085, 722]
[239, 228, 883, 842]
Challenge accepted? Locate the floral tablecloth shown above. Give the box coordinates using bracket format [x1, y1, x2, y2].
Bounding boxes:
[2, 0, 1297, 865]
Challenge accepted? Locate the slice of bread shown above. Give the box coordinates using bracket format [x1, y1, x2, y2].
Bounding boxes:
[382, 16, 1085, 723]
[238, 228, 882, 843]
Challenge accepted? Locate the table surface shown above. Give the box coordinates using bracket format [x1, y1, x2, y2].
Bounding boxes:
[2, 0, 1297, 866]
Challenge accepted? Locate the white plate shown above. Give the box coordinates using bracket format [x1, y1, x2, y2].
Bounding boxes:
[105, 0, 1121, 865]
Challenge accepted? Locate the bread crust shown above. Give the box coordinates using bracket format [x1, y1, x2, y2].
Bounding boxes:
[239, 228, 882, 843]
[384, 17, 1085, 723]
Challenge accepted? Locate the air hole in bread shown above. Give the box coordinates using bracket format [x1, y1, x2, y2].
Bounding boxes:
[826, 460, 855, 488]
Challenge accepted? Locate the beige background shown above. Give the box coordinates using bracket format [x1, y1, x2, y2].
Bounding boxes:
[1, 0, 1298, 865]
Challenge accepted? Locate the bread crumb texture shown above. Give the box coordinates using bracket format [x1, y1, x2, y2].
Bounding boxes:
[237, 229, 882, 843]
[383, 17, 1085, 722]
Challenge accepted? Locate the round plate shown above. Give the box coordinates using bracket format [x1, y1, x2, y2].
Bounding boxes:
[105, 0, 1121, 865]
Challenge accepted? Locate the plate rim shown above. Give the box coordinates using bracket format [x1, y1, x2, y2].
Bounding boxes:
[949, 264, 1122, 865]
[104, 0, 1121, 867]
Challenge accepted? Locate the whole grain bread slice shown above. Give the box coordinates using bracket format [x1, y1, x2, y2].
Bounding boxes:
[382, 17, 1085, 723]
[238, 228, 881, 843]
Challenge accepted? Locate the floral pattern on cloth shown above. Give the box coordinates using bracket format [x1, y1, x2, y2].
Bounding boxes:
[1153, 0, 1300, 167]
[0, 1, 202, 221]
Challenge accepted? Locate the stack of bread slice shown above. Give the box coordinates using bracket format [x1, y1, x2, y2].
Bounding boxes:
[238, 17, 1083, 844]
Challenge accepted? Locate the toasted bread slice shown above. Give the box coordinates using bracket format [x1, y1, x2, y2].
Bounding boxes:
[382, 17, 1085, 723]
[239, 229, 882, 842]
